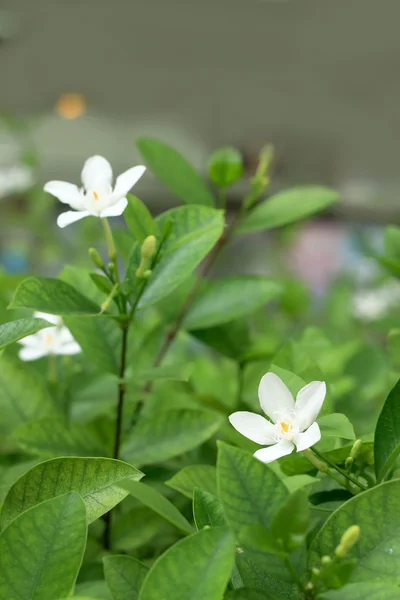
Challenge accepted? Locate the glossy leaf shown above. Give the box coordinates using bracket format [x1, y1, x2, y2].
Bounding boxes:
[0, 317, 51, 350]
[103, 555, 148, 600]
[166, 464, 218, 498]
[318, 413, 356, 441]
[9, 276, 102, 315]
[137, 137, 216, 206]
[139, 527, 235, 600]
[374, 378, 400, 482]
[1, 457, 143, 529]
[184, 276, 282, 330]
[208, 147, 243, 188]
[119, 480, 193, 534]
[124, 194, 155, 243]
[308, 480, 400, 584]
[193, 488, 226, 530]
[122, 409, 223, 466]
[238, 186, 339, 234]
[0, 492, 87, 600]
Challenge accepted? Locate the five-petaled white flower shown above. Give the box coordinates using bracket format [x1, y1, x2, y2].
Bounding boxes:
[18, 312, 81, 361]
[44, 155, 146, 228]
[229, 372, 326, 463]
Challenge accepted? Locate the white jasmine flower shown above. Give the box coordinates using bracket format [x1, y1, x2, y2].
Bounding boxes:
[229, 372, 326, 463]
[44, 155, 146, 228]
[18, 312, 81, 361]
[0, 165, 33, 199]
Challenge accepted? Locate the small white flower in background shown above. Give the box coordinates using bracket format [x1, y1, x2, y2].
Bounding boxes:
[0, 165, 34, 200]
[229, 372, 326, 463]
[18, 312, 81, 361]
[44, 155, 146, 228]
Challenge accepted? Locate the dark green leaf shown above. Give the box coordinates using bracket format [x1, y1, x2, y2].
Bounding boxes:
[118, 480, 193, 534]
[238, 186, 339, 234]
[166, 465, 217, 498]
[9, 276, 101, 315]
[139, 527, 235, 600]
[208, 147, 243, 188]
[103, 555, 148, 600]
[308, 480, 400, 584]
[374, 378, 400, 482]
[112, 507, 164, 551]
[0, 317, 51, 350]
[1, 457, 143, 529]
[125, 194, 155, 243]
[184, 276, 282, 330]
[193, 488, 226, 529]
[137, 137, 216, 206]
[271, 490, 309, 552]
[0, 492, 87, 600]
[225, 589, 279, 600]
[122, 409, 223, 466]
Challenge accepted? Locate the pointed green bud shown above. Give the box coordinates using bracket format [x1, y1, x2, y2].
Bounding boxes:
[350, 439, 362, 460]
[321, 555, 331, 566]
[335, 525, 360, 557]
[345, 456, 354, 470]
[89, 247, 104, 269]
[141, 235, 157, 260]
[312, 567, 320, 577]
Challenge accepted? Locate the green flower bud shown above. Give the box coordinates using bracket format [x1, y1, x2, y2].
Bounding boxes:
[335, 525, 360, 557]
[312, 567, 320, 577]
[321, 555, 331, 565]
[89, 247, 104, 269]
[350, 439, 362, 460]
[345, 456, 354, 470]
[141, 235, 157, 260]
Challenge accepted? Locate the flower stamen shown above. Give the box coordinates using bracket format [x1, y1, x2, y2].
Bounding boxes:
[93, 191, 99, 200]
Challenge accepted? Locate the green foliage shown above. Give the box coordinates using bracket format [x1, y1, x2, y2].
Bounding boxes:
[320, 582, 400, 599]
[166, 465, 218, 498]
[208, 147, 244, 188]
[0, 317, 51, 349]
[0, 492, 87, 600]
[193, 488, 226, 529]
[137, 137, 216, 206]
[124, 194, 155, 243]
[103, 555, 148, 600]
[374, 377, 400, 482]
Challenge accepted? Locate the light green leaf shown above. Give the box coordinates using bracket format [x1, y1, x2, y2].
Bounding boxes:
[75, 581, 113, 599]
[9, 276, 102, 315]
[122, 409, 223, 466]
[318, 413, 356, 441]
[208, 147, 243, 188]
[0, 317, 52, 350]
[320, 582, 400, 599]
[126, 205, 224, 308]
[384, 226, 400, 261]
[238, 186, 339, 234]
[308, 480, 400, 585]
[184, 276, 282, 330]
[374, 378, 400, 482]
[0, 354, 57, 436]
[166, 465, 217, 498]
[139, 527, 235, 600]
[193, 488, 226, 530]
[104, 555, 148, 600]
[124, 194, 155, 243]
[0, 492, 87, 600]
[129, 363, 194, 383]
[137, 137, 216, 206]
[224, 590, 278, 600]
[270, 489, 309, 552]
[11, 418, 106, 458]
[1, 457, 143, 529]
[119, 480, 193, 534]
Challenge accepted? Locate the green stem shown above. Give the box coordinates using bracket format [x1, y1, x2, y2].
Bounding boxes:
[282, 555, 305, 595]
[102, 217, 117, 262]
[302, 449, 350, 490]
[311, 447, 367, 492]
[48, 354, 58, 383]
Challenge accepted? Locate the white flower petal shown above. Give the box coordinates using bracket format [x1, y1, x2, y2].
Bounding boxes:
[228, 411, 278, 445]
[44, 181, 84, 210]
[99, 197, 128, 218]
[258, 372, 295, 423]
[58, 341, 81, 355]
[33, 312, 60, 325]
[18, 333, 42, 347]
[112, 166, 146, 200]
[57, 210, 90, 228]
[295, 381, 326, 431]
[253, 440, 294, 463]
[19, 345, 48, 361]
[81, 155, 113, 190]
[294, 422, 321, 452]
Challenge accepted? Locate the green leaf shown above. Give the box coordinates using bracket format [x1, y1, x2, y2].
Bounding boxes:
[270, 489, 309, 552]
[119, 480, 193, 534]
[11, 418, 106, 458]
[122, 409, 223, 466]
[0, 317, 52, 350]
[320, 582, 400, 599]
[0, 354, 56, 436]
[384, 226, 400, 261]
[374, 378, 400, 482]
[308, 480, 400, 585]
[124, 194, 155, 243]
[9, 276, 101, 315]
[126, 205, 224, 308]
[137, 137, 216, 206]
[208, 147, 243, 188]
[103, 555, 148, 600]
[90, 272, 114, 295]
[0, 492, 87, 600]
[166, 465, 217, 498]
[318, 413, 356, 441]
[184, 276, 282, 330]
[139, 526, 235, 600]
[1, 457, 143, 529]
[224, 590, 278, 600]
[112, 507, 164, 551]
[193, 488, 226, 530]
[238, 186, 339, 234]
[131, 363, 194, 383]
[191, 319, 251, 360]
[217, 443, 288, 543]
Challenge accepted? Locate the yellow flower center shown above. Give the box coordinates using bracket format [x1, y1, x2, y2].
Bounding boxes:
[280, 421, 289, 433]
[44, 334, 53, 345]
[93, 191, 99, 201]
